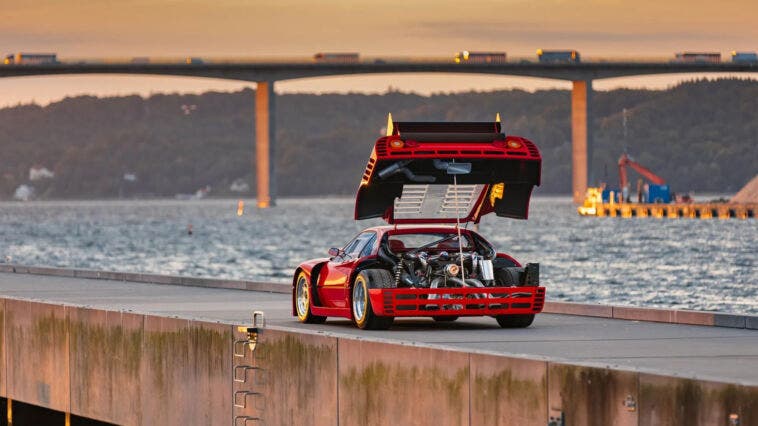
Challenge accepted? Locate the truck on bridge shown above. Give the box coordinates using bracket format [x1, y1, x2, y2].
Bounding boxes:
[313, 52, 360, 63]
[674, 52, 721, 63]
[453, 51, 507, 63]
[3, 53, 57, 65]
[536, 49, 580, 63]
[731, 51, 758, 63]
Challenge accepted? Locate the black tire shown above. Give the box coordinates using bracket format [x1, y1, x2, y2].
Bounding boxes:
[495, 267, 523, 287]
[495, 314, 535, 328]
[294, 271, 326, 324]
[352, 269, 394, 330]
[432, 316, 459, 322]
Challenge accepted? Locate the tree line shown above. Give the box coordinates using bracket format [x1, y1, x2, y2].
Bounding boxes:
[0, 78, 755, 199]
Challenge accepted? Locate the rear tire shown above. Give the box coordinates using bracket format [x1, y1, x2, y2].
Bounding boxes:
[495, 314, 535, 328]
[495, 267, 523, 287]
[352, 270, 394, 330]
[295, 271, 326, 324]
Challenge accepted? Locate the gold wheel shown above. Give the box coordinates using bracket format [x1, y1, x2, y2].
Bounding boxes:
[294, 271, 327, 324]
[295, 272, 310, 322]
[352, 270, 394, 330]
[352, 274, 369, 327]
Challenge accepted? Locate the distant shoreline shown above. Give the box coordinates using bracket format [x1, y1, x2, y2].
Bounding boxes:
[2, 79, 755, 199]
[0, 193, 739, 205]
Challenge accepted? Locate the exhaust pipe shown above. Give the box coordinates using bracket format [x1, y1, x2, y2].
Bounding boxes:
[378, 161, 436, 183]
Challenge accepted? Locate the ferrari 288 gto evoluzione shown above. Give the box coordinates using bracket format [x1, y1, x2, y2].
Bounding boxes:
[292, 119, 545, 330]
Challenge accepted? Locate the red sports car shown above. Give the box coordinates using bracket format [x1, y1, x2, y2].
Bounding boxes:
[292, 119, 544, 329]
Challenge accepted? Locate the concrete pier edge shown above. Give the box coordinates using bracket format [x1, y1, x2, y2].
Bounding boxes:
[1, 263, 755, 330]
[0, 293, 756, 425]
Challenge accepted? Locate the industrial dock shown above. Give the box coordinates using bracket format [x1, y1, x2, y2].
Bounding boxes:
[577, 149, 758, 219]
[579, 196, 757, 219]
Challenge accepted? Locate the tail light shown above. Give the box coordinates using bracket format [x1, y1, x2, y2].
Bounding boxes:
[389, 139, 405, 149]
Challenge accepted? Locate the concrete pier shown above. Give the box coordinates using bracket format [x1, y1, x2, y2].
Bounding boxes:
[0, 269, 756, 425]
[255, 81, 276, 208]
[571, 80, 593, 204]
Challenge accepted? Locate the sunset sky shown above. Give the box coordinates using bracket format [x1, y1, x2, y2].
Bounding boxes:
[2, 0, 757, 107]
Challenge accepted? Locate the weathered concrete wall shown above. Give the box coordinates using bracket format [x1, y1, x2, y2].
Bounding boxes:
[68, 308, 144, 424]
[1, 295, 757, 426]
[141, 316, 231, 426]
[338, 339, 470, 426]
[246, 328, 339, 425]
[548, 363, 638, 426]
[70, 311, 232, 426]
[639, 374, 758, 426]
[1, 298, 232, 426]
[6, 299, 70, 412]
[470, 354, 547, 426]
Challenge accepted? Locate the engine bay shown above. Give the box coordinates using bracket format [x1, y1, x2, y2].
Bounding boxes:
[377, 232, 538, 289]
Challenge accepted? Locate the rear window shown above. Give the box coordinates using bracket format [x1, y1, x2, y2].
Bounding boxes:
[344, 231, 376, 258]
[387, 233, 472, 251]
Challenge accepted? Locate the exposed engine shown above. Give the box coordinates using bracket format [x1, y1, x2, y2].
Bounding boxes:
[376, 234, 539, 291]
[393, 250, 495, 289]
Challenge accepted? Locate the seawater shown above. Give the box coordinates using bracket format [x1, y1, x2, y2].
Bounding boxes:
[0, 197, 755, 314]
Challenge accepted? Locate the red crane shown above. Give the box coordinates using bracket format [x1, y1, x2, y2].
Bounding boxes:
[618, 153, 666, 189]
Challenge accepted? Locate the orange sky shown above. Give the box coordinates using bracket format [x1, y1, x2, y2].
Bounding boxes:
[2, 0, 757, 106]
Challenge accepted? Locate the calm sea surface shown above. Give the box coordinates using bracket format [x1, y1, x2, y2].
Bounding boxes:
[0, 197, 755, 314]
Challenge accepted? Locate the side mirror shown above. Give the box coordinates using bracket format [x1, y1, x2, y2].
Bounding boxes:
[328, 247, 341, 257]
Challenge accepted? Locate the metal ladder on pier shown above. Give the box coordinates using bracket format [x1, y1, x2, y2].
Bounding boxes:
[233, 311, 266, 425]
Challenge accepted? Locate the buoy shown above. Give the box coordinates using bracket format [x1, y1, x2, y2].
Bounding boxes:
[237, 200, 245, 216]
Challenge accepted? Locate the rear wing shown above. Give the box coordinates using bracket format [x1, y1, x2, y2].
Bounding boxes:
[390, 121, 503, 142]
[356, 120, 542, 223]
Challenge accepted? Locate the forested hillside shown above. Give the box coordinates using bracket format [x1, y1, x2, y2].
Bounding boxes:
[1, 78, 755, 199]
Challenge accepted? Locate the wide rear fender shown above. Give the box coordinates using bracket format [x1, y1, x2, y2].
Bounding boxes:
[348, 255, 383, 288]
[292, 258, 329, 315]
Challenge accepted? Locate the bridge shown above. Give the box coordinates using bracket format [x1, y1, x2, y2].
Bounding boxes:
[0, 265, 756, 425]
[3, 59, 757, 205]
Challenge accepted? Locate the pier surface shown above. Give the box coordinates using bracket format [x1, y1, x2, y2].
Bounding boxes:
[1, 271, 756, 386]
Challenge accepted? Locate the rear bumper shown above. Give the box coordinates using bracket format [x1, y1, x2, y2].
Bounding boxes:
[368, 286, 545, 317]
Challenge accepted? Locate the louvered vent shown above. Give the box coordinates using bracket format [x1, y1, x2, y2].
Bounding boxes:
[394, 184, 485, 220]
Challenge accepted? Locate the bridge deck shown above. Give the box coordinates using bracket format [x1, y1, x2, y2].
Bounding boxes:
[2, 61, 758, 82]
[1, 272, 756, 385]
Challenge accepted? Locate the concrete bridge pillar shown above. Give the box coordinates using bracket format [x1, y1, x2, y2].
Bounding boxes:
[571, 80, 593, 204]
[255, 81, 276, 208]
